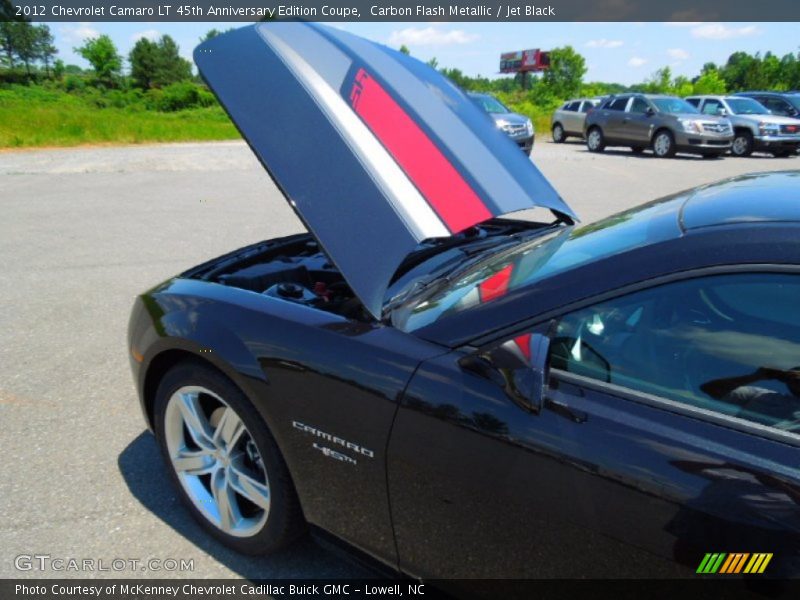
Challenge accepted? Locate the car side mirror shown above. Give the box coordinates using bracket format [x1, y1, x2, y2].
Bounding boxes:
[719, 108, 728, 117]
[646, 107, 655, 116]
[524, 332, 552, 412]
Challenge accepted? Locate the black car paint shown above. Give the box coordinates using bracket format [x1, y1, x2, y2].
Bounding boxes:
[129, 172, 800, 583]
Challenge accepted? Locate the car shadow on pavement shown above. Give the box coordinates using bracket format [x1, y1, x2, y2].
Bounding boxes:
[118, 431, 371, 579]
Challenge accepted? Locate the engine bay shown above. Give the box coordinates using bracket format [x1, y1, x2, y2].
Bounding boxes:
[190, 234, 370, 321]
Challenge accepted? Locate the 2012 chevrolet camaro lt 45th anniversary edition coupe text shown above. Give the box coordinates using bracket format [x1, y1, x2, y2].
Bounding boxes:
[128, 22, 800, 583]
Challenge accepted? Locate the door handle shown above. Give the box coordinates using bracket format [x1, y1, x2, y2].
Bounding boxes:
[545, 397, 588, 423]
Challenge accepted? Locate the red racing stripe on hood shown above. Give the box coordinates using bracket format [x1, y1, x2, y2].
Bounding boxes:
[349, 68, 491, 233]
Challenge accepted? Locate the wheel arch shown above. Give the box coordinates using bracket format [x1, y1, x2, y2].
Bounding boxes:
[651, 126, 674, 142]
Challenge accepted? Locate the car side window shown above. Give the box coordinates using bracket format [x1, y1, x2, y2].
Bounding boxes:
[548, 273, 800, 434]
[629, 98, 649, 114]
[580, 101, 595, 113]
[686, 98, 701, 108]
[702, 99, 723, 115]
[763, 98, 790, 116]
[566, 101, 581, 112]
[607, 98, 629, 111]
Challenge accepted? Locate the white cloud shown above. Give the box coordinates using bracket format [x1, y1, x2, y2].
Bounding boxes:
[388, 26, 479, 47]
[59, 23, 100, 44]
[691, 24, 760, 40]
[667, 48, 690, 61]
[628, 56, 648, 67]
[586, 39, 624, 49]
[131, 29, 160, 42]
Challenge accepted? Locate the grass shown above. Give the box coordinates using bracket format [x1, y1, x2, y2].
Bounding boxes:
[0, 83, 555, 150]
[0, 86, 240, 149]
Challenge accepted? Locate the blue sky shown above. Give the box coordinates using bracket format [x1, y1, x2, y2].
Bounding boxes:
[47, 21, 799, 85]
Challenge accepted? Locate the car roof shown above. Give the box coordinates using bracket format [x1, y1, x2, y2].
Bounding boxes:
[415, 171, 800, 347]
[737, 91, 800, 97]
[682, 171, 800, 230]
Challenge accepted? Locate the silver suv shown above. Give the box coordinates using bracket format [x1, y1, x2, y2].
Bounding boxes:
[584, 94, 733, 158]
[686, 95, 800, 157]
[467, 92, 535, 155]
[551, 98, 602, 143]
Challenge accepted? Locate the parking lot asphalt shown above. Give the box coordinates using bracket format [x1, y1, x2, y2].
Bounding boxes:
[0, 139, 797, 579]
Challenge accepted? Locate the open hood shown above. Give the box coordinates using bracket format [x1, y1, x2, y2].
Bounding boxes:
[195, 22, 576, 319]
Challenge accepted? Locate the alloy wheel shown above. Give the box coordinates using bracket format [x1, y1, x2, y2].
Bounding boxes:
[164, 385, 271, 537]
[552, 124, 564, 143]
[587, 129, 602, 151]
[653, 133, 671, 157]
[732, 136, 749, 156]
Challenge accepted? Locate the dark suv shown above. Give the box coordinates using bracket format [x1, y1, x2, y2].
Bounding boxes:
[584, 94, 733, 158]
[735, 91, 800, 119]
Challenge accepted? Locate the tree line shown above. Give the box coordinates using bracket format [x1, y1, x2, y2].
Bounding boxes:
[429, 46, 800, 101]
[0, 19, 218, 90]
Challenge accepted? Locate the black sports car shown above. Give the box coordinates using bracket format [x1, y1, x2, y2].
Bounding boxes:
[128, 22, 800, 583]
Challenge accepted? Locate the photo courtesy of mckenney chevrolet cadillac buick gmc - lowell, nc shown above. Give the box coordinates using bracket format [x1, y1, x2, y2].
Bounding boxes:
[126, 22, 800, 587]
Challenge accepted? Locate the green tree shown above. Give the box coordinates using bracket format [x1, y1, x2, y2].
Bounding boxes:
[426, 56, 439, 69]
[644, 66, 672, 93]
[75, 34, 122, 87]
[199, 28, 233, 43]
[129, 34, 191, 89]
[129, 37, 158, 89]
[0, 21, 16, 69]
[34, 25, 57, 77]
[399, 44, 410, 55]
[12, 21, 38, 77]
[692, 68, 727, 95]
[541, 46, 586, 99]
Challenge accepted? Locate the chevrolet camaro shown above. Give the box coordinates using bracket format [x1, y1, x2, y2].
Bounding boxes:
[128, 22, 800, 583]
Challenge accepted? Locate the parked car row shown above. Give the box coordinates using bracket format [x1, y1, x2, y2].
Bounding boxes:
[552, 91, 800, 158]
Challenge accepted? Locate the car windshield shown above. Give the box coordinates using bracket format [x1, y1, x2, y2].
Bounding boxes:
[471, 94, 510, 114]
[726, 98, 769, 115]
[392, 197, 680, 332]
[652, 97, 700, 114]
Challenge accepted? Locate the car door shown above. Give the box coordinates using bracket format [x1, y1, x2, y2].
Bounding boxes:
[618, 96, 654, 143]
[601, 96, 631, 140]
[562, 101, 582, 134]
[701, 97, 725, 117]
[388, 270, 800, 582]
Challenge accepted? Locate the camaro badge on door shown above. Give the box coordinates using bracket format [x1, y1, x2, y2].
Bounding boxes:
[292, 421, 374, 463]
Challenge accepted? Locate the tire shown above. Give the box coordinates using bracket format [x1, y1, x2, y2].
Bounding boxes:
[586, 127, 605, 153]
[631, 146, 646, 154]
[731, 130, 753, 157]
[153, 361, 305, 555]
[552, 123, 566, 143]
[652, 130, 676, 158]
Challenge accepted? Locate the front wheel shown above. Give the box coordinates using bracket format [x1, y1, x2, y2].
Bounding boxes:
[652, 130, 676, 158]
[731, 131, 753, 157]
[552, 123, 566, 143]
[586, 127, 605, 152]
[154, 362, 305, 555]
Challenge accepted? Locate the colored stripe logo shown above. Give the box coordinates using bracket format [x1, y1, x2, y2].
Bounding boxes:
[349, 67, 492, 234]
[697, 553, 773, 574]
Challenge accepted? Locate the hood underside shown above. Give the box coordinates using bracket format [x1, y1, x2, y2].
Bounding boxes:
[195, 22, 576, 319]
